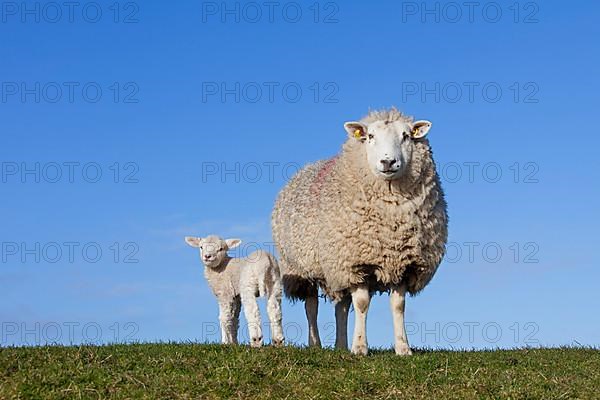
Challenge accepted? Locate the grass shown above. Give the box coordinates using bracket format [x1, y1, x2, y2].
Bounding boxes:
[1, 344, 599, 399]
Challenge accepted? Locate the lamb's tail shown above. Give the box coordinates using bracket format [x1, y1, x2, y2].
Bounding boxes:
[267, 252, 283, 298]
[256, 252, 281, 298]
[255, 251, 276, 297]
[267, 252, 281, 277]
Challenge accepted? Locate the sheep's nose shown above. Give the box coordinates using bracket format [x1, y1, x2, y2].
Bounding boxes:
[380, 159, 396, 170]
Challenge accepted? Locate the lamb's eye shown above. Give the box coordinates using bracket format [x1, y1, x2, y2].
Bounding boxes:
[368, 134, 374, 140]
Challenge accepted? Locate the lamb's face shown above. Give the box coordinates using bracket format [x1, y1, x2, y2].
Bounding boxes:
[344, 118, 432, 181]
[185, 235, 242, 268]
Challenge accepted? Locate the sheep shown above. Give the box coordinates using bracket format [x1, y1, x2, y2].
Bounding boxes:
[272, 108, 448, 355]
[185, 235, 284, 347]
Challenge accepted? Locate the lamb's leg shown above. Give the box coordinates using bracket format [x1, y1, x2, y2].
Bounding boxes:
[218, 300, 236, 344]
[266, 284, 284, 346]
[241, 290, 263, 347]
[334, 295, 351, 350]
[305, 295, 321, 347]
[231, 296, 241, 345]
[390, 283, 412, 355]
[350, 284, 371, 355]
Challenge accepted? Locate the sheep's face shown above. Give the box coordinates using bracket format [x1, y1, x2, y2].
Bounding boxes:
[185, 235, 242, 268]
[344, 119, 432, 181]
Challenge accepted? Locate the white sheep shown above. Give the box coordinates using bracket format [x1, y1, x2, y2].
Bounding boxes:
[272, 108, 448, 355]
[185, 235, 284, 347]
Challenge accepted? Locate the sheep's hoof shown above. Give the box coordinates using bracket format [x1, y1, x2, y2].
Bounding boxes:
[351, 343, 368, 356]
[272, 337, 285, 347]
[395, 345, 413, 356]
[250, 336, 263, 348]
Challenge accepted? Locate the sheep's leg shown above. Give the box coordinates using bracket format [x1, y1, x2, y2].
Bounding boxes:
[334, 295, 351, 350]
[350, 284, 371, 355]
[231, 296, 241, 345]
[390, 283, 412, 355]
[266, 284, 284, 346]
[218, 300, 236, 345]
[305, 295, 321, 347]
[241, 290, 263, 347]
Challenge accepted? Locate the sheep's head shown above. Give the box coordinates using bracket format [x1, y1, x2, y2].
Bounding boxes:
[185, 235, 241, 268]
[344, 116, 432, 181]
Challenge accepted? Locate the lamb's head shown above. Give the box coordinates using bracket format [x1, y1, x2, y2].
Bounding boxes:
[344, 110, 432, 181]
[185, 235, 242, 268]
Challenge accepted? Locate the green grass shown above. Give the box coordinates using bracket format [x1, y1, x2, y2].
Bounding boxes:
[1, 344, 598, 399]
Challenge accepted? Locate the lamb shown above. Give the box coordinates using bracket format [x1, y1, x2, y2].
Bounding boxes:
[185, 235, 284, 347]
[272, 108, 448, 355]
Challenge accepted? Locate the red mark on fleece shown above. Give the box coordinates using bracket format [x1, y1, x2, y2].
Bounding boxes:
[310, 156, 338, 196]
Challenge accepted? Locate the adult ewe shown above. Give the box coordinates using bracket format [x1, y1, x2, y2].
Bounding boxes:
[185, 235, 284, 347]
[272, 108, 447, 355]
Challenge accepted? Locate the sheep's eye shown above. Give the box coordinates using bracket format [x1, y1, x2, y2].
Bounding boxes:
[218, 247, 223, 252]
[368, 134, 374, 140]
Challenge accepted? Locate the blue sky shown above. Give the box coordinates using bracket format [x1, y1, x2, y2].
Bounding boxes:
[1, 0, 599, 349]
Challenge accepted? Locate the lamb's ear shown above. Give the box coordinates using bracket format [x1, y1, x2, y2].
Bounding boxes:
[185, 236, 202, 248]
[344, 121, 368, 141]
[225, 238, 242, 250]
[411, 120, 432, 139]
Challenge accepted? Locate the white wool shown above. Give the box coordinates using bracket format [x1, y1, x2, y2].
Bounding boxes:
[185, 235, 284, 347]
[272, 108, 448, 354]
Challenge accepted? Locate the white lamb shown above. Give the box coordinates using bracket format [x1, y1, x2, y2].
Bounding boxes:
[185, 235, 284, 347]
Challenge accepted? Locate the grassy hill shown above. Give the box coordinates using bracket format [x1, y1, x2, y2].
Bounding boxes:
[1, 344, 598, 399]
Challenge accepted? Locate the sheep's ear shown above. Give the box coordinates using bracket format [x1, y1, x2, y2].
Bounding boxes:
[344, 121, 368, 141]
[225, 238, 242, 250]
[185, 236, 202, 248]
[411, 120, 432, 139]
